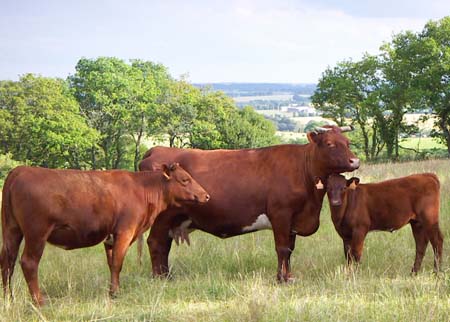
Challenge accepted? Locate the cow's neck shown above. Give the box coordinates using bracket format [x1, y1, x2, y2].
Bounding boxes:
[138, 173, 170, 226]
[303, 144, 328, 200]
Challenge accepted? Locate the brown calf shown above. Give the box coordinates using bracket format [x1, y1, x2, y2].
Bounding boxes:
[319, 173, 443, 272]
[0, 164, 209, 305]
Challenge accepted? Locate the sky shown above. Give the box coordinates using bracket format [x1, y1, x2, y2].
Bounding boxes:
[1, 0, 449, 83]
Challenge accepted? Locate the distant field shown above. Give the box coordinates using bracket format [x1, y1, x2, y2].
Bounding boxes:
[1, 159, 449, 321]
[400, 137, 446, 150]
[233, 94, 293, 103]
[276, 131, 307, 142]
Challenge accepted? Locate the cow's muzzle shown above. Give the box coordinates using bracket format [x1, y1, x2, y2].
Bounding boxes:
[349, 158, 360, 170]
[195, 193, 210, 204]
[330, 199, 342, 207]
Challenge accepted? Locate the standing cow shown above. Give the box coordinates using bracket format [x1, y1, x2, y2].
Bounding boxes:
[320, 173, 443, 272]
[0, 164, 209, 305]
[139, 125, 360, 282]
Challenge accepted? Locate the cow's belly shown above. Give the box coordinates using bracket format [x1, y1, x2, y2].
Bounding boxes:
[47, 224, 109, 250]
[191, 213, 273, 238]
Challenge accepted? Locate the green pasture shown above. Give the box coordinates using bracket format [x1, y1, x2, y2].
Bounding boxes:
[400, 137, 446, 150]
[1, 159, 450, 321]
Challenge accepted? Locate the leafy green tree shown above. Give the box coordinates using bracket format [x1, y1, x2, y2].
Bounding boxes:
[190, 89, 237, 149]
[312, 56, 385, 160]
[403, 17, 450, 156]
[69, 57, 141, 169]
[379, 34, 420, 160]
[0, 75, 99, 168]
[221, 106, 279, 149]
[155, 78, 201, 148]
[129, 60, 172, 170]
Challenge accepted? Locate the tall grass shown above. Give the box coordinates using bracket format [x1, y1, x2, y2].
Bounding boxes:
[1, 159, 449, 321]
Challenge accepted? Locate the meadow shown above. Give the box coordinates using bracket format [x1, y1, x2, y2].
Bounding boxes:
[1, 159, 450, 321]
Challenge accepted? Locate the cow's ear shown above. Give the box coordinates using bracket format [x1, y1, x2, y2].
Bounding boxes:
[314, 176, 325, 190]
[162, 164, 171, 180]
[347, 177, 360, 190]
[307, 131, 320, 144]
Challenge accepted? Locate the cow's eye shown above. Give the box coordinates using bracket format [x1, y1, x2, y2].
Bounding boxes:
[327, 142, 336, 148]
[182, 179, 190, 184]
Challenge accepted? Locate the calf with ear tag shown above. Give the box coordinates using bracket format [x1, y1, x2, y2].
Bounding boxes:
[348, 177, 360, 190]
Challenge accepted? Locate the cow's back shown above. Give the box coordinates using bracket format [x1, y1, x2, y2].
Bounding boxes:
[355, 173, 440, 230]
[140, 145, 314, 236]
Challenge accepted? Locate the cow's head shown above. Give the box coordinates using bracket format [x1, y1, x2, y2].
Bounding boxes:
[307, 125, 360, 174]
[323, 174, 360, 206]
[162, 163, 210, 207]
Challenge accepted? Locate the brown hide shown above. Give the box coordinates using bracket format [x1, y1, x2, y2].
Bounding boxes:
[139, 125, 359, 282]
[324, 173, 443, 272]
[0, 164, 208, 305]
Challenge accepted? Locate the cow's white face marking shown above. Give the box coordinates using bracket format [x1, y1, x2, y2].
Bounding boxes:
[242, 214, 272, 232]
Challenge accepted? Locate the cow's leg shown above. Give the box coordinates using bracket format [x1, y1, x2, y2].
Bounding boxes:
[0, 226, 23, 300]
[109, 231, 134, 297]
[148, 214, 176, 277]
[411, 221, 428, 274]
[104, 243, 113, 271]
[148, 226, 173, 277]
[343, 238, 351, 264]
[20, 238, 47, 306]
[272, 215, 295, 283]
[286, 233, 296, 280]
[428, 223, 443, 273]
[349, 229, 367, 264]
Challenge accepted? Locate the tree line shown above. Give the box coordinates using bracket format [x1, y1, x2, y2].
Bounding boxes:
[0, 58, 278, 171]
[312, 17, 450, 160]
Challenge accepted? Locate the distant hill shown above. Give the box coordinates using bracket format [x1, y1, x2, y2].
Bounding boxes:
[193, 82, 316, 97]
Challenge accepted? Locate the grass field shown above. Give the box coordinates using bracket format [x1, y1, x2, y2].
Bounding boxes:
[1, 159, 450, 321]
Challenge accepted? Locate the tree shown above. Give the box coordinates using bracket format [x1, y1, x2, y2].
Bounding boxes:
[221, 106, 279, 149]
[405, 17, 450, 156]
[379, 33, 420, 160]
[129, 60, 172, 170]
[155, 78, 201, 148]
[69, 57, 140, 169]
[312, 56, 385, 160]
[0, 75, 99, 168]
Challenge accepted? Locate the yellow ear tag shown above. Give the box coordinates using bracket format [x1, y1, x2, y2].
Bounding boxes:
[315, 179, 324, 190]
[349, 181, 357, 190]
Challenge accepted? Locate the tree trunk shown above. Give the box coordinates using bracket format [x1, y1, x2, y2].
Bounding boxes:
[438, 113, 450, 157]
[133, 129, 143, 172]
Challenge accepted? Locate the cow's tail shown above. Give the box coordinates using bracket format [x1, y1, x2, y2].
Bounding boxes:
[1, 169, 23, 299]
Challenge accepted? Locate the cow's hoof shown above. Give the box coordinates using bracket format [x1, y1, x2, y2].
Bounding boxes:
[153, 272, 173, 280]
[277, 274, 295, 284]
[33, 294, 47, 307]
[286, 276, 296, 283]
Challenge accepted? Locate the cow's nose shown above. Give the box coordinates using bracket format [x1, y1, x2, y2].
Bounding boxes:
[349, 158, 360, 169]
[331, 199, 342, 206]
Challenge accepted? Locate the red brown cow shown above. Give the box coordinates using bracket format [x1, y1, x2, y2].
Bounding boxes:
[319, 173, 443, 272]
[139, 125, 359, 282]
[0, 164, 209, 305]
